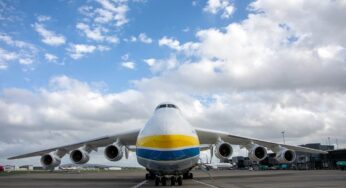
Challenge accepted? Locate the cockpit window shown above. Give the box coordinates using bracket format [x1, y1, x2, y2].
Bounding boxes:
[155, 104, 178, 110]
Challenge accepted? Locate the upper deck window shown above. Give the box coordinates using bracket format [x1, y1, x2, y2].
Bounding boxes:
[155, 104, 178, 110]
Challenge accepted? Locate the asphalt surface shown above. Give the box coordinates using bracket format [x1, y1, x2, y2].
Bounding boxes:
[0, 169, 345, 188]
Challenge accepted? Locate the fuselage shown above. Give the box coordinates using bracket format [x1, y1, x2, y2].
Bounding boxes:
[136, 104, 200, 175]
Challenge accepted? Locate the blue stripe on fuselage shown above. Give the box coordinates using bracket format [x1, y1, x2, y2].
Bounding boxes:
[136, 147, 200, 161]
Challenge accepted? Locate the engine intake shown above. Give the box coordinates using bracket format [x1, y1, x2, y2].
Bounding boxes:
[275, 148, 296, 163]
[40, 154, 61, 169]
[248, 144, 267, 161]
[70, 149, 90, 164]
[215, 141, 233, 160]
[104, 144, 123, 161]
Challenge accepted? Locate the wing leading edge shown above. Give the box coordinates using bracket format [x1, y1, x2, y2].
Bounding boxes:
[195, 128, 328, 154]
[8, 129, 140, 160]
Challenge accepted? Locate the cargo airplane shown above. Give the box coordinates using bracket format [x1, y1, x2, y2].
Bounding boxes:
[9, 103, 327, 186]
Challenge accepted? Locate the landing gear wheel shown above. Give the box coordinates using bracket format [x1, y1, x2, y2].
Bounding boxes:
[188, 173, 193, 179]
[170, 176, 176, 186]
[155, 177, 160, 186]
[161, 177, 167, 186]
[177, 176, 183, 186]
[145, 173, 149, 180]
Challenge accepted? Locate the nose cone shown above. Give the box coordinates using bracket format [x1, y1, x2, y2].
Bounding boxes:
[140, 106, 196, 136]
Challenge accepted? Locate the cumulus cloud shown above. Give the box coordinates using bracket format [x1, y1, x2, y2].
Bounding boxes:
[158, 36, 199, 53]
[121, 61, 135, 69]
[124, 33, 153, 44]
[67, 44, 110, 59]
[75, 0, 129, 49]
[95, 0, 129, 27]
[44, 53, 58, 62]
[76, 22, 118, 43]
[121, 54, 135, 69]
[33, 23, 66, 46]
[0, 47, 16, 69]
[37, 15, 51, 22]
[0, 33, 38, 69]
[204, 0, 235, 19]
[138, 33, 153, 44]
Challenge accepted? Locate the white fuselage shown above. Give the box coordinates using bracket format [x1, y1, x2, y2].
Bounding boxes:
[136, 105, 200, 175]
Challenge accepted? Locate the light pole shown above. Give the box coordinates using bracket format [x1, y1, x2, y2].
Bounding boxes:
[281, 131, 285, 144]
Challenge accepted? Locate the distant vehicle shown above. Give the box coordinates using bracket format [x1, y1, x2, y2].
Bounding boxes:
[336, 161, 346, 170]
[0, 165, 4, 173]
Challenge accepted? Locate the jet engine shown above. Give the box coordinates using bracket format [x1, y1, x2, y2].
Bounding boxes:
[275, 148, 296, 163]
[70, 148, 90, 164]
[40, 153, 61, 169]
[248, 144, 267, 161]
[104, 144, 123, 161]
[214, 141, 233, 160]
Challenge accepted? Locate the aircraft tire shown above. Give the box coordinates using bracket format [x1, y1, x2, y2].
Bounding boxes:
[177, 176, 183, 186]
[155, 177, 160, 186]
[161, 177, 167, 186]
[170, 176, 176, 186]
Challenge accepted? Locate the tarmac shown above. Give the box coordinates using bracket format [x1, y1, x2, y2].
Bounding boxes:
[0, 169, 345, 188]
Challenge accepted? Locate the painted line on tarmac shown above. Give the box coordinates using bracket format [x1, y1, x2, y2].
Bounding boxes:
[193, 179, 219, 188]
[131, 180, 147, 188]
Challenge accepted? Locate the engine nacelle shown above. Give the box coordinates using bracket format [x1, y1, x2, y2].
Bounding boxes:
[275, 148, 296, 163]
[70, 149, 90, 164]
[40, 153, 61, 169]
[214, 141, 233, 160]
[248, 144, 267, 161]
[104, 144, 123, 161]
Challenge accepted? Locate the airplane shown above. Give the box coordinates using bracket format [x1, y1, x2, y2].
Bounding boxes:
[8, 103, 327, 186]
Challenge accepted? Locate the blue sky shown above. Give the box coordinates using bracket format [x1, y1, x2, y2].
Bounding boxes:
[1, 0, 346, 166]
[1, 0, 251, 92]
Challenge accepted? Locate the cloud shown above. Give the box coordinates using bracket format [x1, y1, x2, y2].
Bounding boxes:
[44, 53, 58, 62]
[76, 22, 118, 43]
[204, 0, 235, 19]
[143, 58, 156, 67]
[124, 33, 153, 44]
[33, 23, 66, 46]
[143, 56, 179, 73]
[67, 44, 110, 59]
[138, 33, 153, 44]
[37, 15, 51, 22]
[0, 33, 38, 69]
[79, 0, 129, 27]
[158, 36, 181, 50]
[0, 47, 16, 70]
[121, 54, 135, 69]
[158, 36, 199, 54]
[121, 61, 135, 69]
[96, 0, 129, 27]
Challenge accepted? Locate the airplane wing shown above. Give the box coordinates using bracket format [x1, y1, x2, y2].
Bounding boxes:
[8, 129, 141, 160]
[195, 127, 327, 154]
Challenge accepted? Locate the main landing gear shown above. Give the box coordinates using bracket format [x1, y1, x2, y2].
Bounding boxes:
[146, 173, 193, 186]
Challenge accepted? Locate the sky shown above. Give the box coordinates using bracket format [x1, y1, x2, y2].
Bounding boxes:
[1, 0, 346, 167]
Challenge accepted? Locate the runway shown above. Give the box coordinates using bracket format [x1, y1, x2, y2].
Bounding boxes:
[0, 170, 345, 188]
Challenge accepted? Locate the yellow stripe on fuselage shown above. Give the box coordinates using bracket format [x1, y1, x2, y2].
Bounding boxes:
[136, 135, 200, 149]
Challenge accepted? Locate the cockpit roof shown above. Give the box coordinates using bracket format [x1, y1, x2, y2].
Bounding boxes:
[155, 103, 179, 110]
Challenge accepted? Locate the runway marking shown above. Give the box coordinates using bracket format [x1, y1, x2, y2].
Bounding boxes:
[131, 180, 147, 188]
[193, 179, 219, 188]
